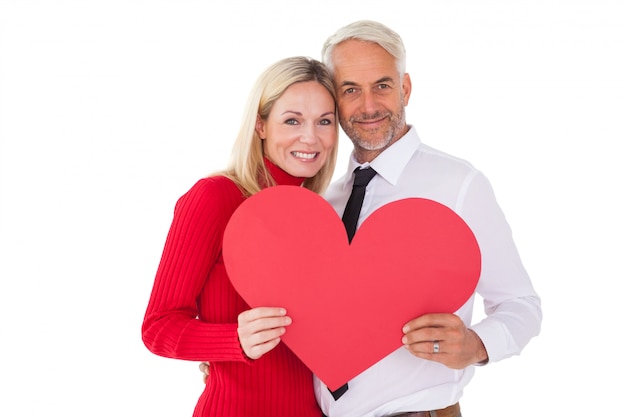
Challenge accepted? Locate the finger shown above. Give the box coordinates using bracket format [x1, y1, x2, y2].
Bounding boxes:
[402, 337, 440, 352]
[244, 336, 282, 360]
[404, 339, 444, 357]
[199, 362, 210, 383]
[238, 315, 292, 337]
[402, 326, 443, 346]
[237, 307, 291, 360]
[241, 326, 286, 347]
[239, 324, 288, 358]
[402, 313, 453, 333]
[238, 307, 286, 324]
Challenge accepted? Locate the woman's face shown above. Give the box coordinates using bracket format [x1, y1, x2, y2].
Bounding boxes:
[257, 80, 337, 178]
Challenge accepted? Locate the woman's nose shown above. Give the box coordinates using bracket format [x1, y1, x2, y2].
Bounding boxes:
[298, 124, 318, 144]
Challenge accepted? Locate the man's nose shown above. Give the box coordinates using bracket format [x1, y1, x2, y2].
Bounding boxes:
[358, 91, 379, 114]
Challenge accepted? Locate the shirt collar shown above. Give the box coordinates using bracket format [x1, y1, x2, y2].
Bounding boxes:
[342, 125, 421, 188]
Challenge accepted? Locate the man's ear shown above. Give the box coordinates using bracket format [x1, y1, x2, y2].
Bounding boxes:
[402, 73, 412, 106]
[255, 115, 266, 139]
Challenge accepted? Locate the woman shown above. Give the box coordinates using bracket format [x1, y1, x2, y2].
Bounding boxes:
[142, 56, 338, 416]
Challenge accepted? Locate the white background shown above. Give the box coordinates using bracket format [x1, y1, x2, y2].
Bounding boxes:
[1, 1, 624, 416]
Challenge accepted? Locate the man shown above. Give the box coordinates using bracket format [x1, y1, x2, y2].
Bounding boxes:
[313, 20, 541, 417]
[202, 20, 542, 417]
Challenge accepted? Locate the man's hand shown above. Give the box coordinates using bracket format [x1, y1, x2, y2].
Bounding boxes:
[401, 313, 488, 369]
[199, 362, 210, 384]
[237, 307, 291, 360]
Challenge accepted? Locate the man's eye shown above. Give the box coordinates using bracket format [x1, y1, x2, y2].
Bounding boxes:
[377, 84, 390, 90]
[345, 87, 356, 94]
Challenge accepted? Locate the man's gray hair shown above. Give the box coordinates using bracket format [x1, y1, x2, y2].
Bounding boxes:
[321, 20, 406, 77]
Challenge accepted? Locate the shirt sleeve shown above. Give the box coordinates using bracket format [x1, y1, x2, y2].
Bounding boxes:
[459, 171, 542, 363]
[141, 178, 249, 363]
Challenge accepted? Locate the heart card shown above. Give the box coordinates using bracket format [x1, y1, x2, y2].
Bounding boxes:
[223, 185, 481, 390]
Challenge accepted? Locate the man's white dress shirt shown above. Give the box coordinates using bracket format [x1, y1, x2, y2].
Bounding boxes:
[314, 126, 542, 417]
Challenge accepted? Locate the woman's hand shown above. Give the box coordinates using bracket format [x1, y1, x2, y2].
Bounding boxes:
[237, 307, 291, 360]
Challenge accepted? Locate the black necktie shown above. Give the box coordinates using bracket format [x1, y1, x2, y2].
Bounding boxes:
[329, 166, 377, 401]
[342, 167, 377, 243]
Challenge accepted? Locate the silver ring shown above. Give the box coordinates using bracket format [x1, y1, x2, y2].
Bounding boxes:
[433, 341, 440, 353]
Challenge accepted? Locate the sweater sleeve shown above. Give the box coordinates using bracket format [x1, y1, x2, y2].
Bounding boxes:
[141, 177, 249, 362]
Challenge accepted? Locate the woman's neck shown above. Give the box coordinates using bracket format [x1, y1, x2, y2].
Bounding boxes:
[263, 158, 305, 187]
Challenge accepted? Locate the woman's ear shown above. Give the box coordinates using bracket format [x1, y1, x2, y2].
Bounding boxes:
[255, 115, 266, 140]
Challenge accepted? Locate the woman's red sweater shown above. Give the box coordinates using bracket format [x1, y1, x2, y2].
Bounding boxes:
[142, 162, 321, 417]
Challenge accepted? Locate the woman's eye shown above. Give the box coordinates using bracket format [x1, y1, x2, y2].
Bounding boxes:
[320, 119, 333, 126]
[285, 119, 299, 125]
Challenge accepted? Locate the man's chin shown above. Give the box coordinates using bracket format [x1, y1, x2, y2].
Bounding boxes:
[352, 134, 391, 151]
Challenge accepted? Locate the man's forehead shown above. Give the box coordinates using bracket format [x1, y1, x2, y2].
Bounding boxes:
[333, 64, 399, 88]
[332, 40, 398, 85]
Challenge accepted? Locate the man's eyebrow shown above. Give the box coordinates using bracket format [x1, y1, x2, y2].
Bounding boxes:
[375, 76, 395, 84]
[339, 76, 395, 88]
[339, 80, 359, 88]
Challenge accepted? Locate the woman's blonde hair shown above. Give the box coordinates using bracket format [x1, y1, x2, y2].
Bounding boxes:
[221, 56, 338, 196]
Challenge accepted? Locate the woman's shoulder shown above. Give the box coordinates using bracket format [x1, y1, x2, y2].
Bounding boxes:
[190, 175, 240, 193]
[176, 175, 244, 213]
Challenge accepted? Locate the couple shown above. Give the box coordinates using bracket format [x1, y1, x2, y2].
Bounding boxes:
[142, 20, 542, 417]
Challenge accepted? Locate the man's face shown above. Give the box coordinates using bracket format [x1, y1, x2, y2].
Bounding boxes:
[331, 39, 411, 163]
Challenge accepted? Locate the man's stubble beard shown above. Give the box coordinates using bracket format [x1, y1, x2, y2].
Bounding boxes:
[340, 106, 406, 154]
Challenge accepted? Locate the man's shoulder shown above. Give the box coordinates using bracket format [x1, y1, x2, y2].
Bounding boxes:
[417, 142, 476, 171]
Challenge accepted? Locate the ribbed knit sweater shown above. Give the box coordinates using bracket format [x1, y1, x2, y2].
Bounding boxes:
[142, 160, 322, 417]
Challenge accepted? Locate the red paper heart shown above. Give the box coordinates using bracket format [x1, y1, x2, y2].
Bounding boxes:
[223, 186, 480, 390]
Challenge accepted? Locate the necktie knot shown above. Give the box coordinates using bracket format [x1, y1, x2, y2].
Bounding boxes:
[352, 166, 377, 187]
[341, 166, 377, 242]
